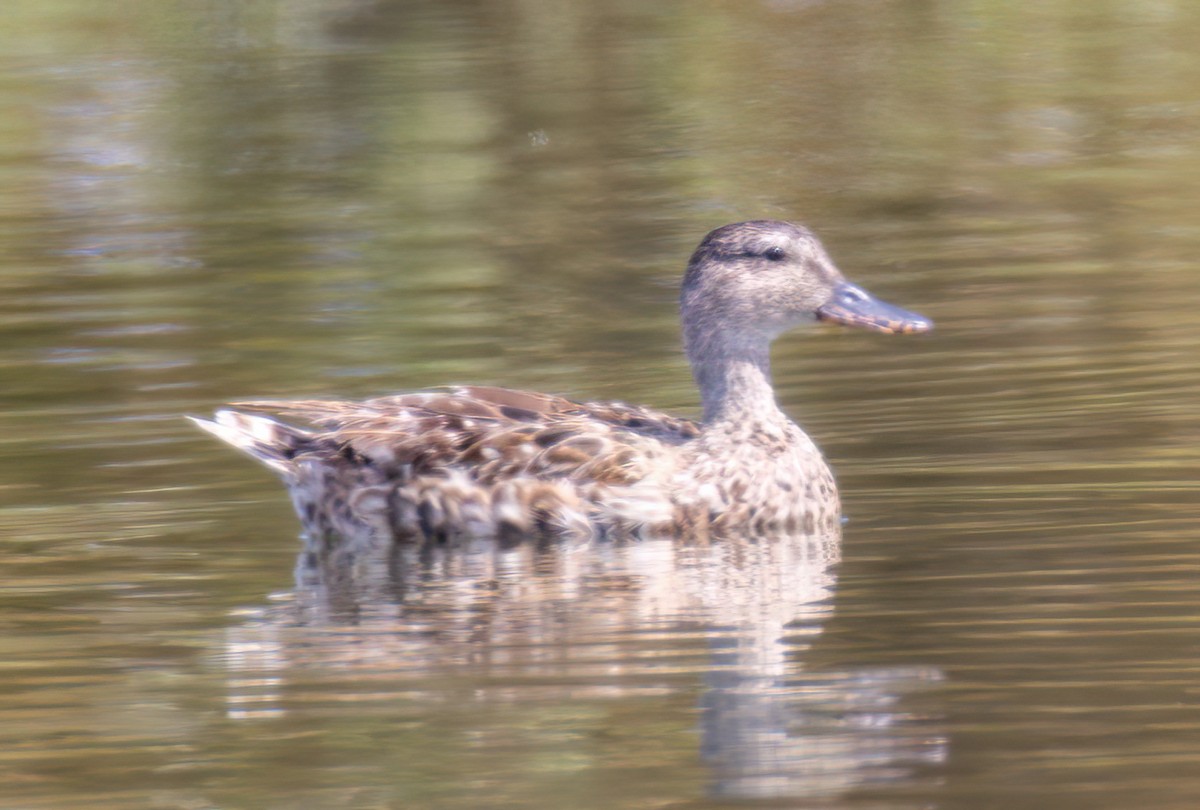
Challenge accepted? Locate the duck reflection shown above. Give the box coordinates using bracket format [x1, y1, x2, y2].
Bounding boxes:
[224, 531, 944, 801]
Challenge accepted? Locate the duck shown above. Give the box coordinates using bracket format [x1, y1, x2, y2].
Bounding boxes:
[190, 220, 931, 549]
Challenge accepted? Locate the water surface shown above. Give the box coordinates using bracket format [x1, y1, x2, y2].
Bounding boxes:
[2, 2, 1200, 808]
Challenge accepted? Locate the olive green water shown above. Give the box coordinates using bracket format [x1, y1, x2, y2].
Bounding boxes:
[2, 2, 1200, 808]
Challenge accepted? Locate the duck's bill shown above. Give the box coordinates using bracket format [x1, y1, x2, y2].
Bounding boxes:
[817, 282, 933, 335]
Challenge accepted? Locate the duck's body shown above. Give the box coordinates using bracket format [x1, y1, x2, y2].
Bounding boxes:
[192, 221, 930, 547]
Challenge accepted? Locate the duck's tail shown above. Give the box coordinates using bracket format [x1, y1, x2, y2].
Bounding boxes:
[187, 410, 312, 478]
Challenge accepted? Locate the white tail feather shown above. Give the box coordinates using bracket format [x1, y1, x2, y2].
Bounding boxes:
[187, 411, 310, 477]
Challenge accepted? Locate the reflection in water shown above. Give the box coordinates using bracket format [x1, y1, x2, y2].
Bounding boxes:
[224, 531, 944, 801]
[703, 654, 944, 800]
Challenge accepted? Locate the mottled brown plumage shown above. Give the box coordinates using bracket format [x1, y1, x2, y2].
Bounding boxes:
[191, 220, 930, 551]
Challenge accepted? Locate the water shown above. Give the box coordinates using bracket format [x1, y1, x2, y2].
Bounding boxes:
[2, 1, 1200, 807]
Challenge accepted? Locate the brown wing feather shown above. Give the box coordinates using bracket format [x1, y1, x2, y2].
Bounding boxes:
[231, 386, 698, 485]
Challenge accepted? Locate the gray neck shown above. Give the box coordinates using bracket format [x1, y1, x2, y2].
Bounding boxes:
[686, 330, 787, 426]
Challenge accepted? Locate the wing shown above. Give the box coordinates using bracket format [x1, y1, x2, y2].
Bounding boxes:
[232, 385, 699, 486]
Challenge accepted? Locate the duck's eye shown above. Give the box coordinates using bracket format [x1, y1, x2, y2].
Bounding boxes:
[764, 246, 786, 261]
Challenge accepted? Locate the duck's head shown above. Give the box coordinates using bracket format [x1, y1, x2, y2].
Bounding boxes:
[680, 220, 932, 356]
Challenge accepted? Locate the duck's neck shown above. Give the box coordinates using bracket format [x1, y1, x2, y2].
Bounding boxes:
[687, 331, 787, 427]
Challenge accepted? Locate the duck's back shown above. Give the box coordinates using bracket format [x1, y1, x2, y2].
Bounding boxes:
[192, 386, 699, 546]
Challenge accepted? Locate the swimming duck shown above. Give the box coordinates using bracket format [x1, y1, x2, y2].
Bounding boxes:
[191, 220, 930, 547]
